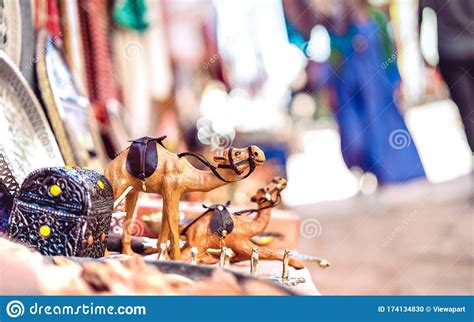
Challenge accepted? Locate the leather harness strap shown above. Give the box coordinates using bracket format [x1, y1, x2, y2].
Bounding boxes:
[233, 178, 283, 216]
[233, 195, 281, 216]
[180, 184, 282, 236]
[177, 146, 256, 183]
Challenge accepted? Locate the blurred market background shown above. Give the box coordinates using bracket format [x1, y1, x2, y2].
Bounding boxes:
[3, 0, 473, 294]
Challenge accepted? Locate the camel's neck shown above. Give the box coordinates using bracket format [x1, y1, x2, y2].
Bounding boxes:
[250, 201, 273, 236]
[184, 167, 242, 192]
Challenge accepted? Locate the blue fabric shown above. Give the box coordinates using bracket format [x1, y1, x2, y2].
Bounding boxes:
[330, 21, 425, 183]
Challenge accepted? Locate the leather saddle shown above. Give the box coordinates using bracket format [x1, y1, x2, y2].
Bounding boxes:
[126, 136, 166, 181]
[181, 202, 234, 238]
[208, 203, 234, 237]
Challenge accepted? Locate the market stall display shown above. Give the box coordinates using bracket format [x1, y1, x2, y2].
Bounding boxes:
[105, 137, 265, 260]
[0, 0, 344, 297]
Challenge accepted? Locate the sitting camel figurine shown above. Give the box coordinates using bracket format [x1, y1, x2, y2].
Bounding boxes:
[105, 136, 265, 260]
[180, 177, 305, 269]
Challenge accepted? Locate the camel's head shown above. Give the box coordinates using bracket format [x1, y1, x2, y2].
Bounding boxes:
[251, 176, 287, 205]
[213, 145, 265, 175]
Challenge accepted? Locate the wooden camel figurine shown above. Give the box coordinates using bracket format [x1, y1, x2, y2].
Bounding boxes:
[180, 177, 305, 269]
[105, 136, 265, 260]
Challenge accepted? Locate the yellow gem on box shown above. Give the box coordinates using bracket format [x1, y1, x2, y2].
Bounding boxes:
[49, 184, 61, 196]
[39, 225, 51, 237]
[97, 180, 105, 190]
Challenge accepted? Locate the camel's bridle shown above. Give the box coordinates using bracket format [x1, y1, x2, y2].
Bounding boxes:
[233, 178, 284, 216]
[177, 146, 257, 183]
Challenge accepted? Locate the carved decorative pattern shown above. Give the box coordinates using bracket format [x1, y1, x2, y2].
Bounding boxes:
[0, 149, 18, 233]
[0, 150, 19, 194]
[8, 167, 113, 258]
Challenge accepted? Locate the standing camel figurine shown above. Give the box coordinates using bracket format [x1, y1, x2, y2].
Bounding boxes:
[104, 136, 265, 259]
[180, 177, 305, 269]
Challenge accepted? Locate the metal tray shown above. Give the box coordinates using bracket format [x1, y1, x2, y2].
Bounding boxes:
[36, 29, 107, 170]
[0, 51, 64, 184]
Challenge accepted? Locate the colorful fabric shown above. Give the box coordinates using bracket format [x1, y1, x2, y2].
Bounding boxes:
[112, 0, 149, 32]
[329, 18, 425, 183]
[46, 0, 61, 37]
[79, 1, 118, 123]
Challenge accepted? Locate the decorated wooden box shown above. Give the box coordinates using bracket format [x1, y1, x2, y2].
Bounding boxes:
[8, 167, 113, 257]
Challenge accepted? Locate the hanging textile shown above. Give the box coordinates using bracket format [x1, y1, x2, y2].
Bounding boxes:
[46, 0, 61, 38]
[78, 0, 118, 124]
[112, 0, 149, 32]
[58, 0, 88, 90]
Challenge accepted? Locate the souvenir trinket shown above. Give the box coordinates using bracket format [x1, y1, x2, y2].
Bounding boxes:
[250, 248, 259, 276]
[8, 167, 113, 257]
[260, 250, 306, 287]
[219, 247, 232, 268]
[180, 177, 305, 268]
[288, 252, 332, 269]
[105, 136, 265, 259]
[190, 247, 198, 265]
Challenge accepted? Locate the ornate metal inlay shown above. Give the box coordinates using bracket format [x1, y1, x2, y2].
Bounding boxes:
[8, 167, 113, 258]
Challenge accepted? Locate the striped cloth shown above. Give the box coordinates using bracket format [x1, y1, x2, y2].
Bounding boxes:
[78, 0, 117, 124]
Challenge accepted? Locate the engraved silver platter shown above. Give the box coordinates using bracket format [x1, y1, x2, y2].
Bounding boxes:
[36, 29, 107, 170]
[0, 51, 64, 184]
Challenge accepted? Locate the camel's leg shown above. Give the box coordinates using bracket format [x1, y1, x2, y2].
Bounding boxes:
[162, 190, 181, 260]
[232, 241, 305, 269]
[122, 190, 139, 256]
[157, 212, 170, 248]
